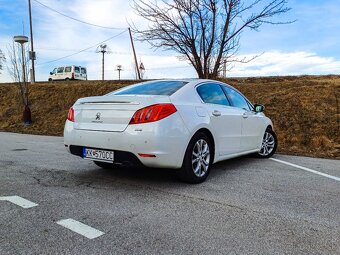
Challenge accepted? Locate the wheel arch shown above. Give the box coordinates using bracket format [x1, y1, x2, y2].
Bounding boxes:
[266, 125, 273, 131]
[191, 127, 216, 163]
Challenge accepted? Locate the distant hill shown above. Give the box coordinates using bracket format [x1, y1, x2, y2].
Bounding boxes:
[0, 76, 339, 159]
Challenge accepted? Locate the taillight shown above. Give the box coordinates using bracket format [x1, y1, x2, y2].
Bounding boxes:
[67, 107, 75, 122]
[129, 104, 177, 124]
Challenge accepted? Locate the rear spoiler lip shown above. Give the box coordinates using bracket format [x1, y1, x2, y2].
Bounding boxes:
[79, 101, 140, 105]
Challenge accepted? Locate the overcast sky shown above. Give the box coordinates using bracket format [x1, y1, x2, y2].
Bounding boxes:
[1, 0, 340, 82]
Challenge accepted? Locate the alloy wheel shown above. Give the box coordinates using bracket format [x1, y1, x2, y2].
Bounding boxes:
[259, 131, 276, 156]
[192, 139, 210, 177]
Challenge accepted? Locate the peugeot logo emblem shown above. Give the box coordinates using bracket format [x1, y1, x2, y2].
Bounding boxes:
[95, 112, 101, 120]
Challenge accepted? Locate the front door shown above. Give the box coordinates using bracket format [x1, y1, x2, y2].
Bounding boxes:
[222, 85, 262, 152]
[241, 110, 264, 150]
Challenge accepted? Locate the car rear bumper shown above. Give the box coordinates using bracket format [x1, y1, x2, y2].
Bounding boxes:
[69, 145, 143, 167]
[64, 113, 190, 169]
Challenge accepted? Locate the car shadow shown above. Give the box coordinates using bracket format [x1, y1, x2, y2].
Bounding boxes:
[74, 155, 258, 186]
[86, 165, 179, 184]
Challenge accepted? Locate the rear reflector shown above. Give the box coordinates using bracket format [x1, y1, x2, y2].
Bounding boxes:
[138, 153, 156, 158]
[129, 104, 177, 124]
[67, 107, 75, 122]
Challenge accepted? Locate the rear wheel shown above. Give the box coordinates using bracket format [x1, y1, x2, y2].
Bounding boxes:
[48, 78, 52, 82]
[257, 129, 277, 158]
[94, 161, 114, 169]
[179, 132, 213, 184]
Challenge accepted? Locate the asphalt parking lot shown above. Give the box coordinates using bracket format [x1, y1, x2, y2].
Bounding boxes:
[0, 132, 339, 254]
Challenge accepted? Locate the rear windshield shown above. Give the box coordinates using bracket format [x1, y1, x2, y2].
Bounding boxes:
[113, 81, 187, 96]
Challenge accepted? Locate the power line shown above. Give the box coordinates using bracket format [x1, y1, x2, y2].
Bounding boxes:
[32, 0, 126, 30]
[86, 65, 193, 73]
[36, 30, 127, 66]
[35, 47, 179, 57]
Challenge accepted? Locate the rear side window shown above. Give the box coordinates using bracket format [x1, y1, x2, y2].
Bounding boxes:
[222, 86, 251, 110]
[81, 68, 86, 74]
[114, 81, 187, 96]
[196, 83, 230, 106]
[65, 66, 71, 72]
[57, 67, 64, 73]
[74, 66, 80, 73]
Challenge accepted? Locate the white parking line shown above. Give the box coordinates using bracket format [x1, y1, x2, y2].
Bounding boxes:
[0, 196, 38, 208]
[56, 219, 105, 239]
[270, 158, 340, 182]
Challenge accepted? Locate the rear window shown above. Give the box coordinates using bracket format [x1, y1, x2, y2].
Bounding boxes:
[74, 66, 80, 73]
[65, 66, 71, 72]
[113, 81, 187, 96]
[81, 68, 86, 74]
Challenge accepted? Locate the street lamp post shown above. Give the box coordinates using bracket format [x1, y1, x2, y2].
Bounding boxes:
[28, 0, 36, 83]
[14, 35, 32, 125]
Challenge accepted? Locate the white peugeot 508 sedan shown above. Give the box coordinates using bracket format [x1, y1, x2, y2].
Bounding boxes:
[64, 79, 277, 183]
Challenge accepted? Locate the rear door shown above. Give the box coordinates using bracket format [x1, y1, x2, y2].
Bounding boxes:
[196, 83, 242, 155]
[64, 66, 72, 79]
[74, 66, 81, 80]
[222, 86, 264, 151]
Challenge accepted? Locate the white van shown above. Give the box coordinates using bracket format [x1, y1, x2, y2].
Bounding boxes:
[48, 65, 87, 81]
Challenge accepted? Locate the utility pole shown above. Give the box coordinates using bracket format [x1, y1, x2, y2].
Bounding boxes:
[102, 50, 105, 80]
[128, 27, 141, 80]
[115, 65, 123, 80]
[96, 44, 109, 80]
[28, 0, 36, 83]
[223, 59, 227, 78]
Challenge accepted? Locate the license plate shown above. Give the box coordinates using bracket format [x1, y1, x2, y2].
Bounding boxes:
[83, 148, 114, 162]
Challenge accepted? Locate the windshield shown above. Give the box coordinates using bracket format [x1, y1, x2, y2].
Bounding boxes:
[112, 81, 187, 96]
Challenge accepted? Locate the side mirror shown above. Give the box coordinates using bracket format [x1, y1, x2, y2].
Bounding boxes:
[50, 72, 53, 75]
[254, 104, 265, 113]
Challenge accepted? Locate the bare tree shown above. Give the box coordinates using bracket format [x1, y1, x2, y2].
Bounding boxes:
[132, 0, 292, 78]
[0, 49, 5, 74]
[7, 42, 32, 124]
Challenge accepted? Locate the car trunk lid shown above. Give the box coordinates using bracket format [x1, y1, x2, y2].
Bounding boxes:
[73, 95, 170, 132]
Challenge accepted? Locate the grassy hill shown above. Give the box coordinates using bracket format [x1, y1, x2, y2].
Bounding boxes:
[0, 76, 339, 159]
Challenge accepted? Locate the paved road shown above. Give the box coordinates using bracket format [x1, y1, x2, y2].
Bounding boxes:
[0, 132, 339, 255]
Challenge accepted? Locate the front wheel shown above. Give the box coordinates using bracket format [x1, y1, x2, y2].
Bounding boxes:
[179, 132, 213, 184]
[257, 129, 277, 158]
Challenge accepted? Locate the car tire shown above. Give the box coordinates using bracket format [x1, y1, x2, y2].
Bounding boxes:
[93, 161, 114, 169]
[65, 78, 70, 81]
[48, 78, 52, 82]
[179, 132, 213, 184]
[257, 128, 278, 158]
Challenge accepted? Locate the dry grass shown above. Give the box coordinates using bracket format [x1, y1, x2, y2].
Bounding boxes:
[0, 76, 339, 159]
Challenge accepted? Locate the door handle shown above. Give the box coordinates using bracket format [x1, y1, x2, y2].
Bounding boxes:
[212, 110, 221, 117]
[242, 112, 249, 119]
